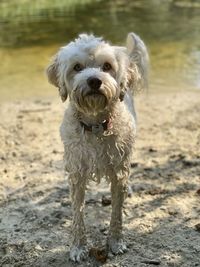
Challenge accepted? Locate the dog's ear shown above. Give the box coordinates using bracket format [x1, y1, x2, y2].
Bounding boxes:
[126, 32, 149, 91]
[46, 54, 68, 102]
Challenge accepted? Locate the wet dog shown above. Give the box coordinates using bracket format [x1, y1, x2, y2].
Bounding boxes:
[46, 33, 148, 262]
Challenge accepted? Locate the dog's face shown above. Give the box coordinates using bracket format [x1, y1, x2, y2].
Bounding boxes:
[46, 33, 148, 114]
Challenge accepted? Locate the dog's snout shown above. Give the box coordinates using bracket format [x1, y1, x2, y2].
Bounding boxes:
[87, 77, 102, 91]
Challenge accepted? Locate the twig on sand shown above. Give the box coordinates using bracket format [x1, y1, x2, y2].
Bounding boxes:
[20, 108, 51, 113]
[142, 259, 161, 265]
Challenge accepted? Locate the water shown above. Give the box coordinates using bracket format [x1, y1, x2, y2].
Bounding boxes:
[0, 0, 200, 101]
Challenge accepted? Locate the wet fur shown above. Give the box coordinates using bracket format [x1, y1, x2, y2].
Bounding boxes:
[46, 32, 148, 262]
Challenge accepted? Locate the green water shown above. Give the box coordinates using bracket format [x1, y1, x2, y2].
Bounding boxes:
[0, 0, 200, 101]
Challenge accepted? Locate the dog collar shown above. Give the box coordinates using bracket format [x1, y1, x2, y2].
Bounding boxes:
[80, 118, 112, 135]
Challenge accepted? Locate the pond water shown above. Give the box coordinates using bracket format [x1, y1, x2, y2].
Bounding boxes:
[0, 0, 200, 101]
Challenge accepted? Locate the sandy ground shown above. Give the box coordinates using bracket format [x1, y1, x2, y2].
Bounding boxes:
[0, 91, 200, 267]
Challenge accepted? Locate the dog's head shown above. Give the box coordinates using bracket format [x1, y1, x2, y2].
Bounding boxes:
[46, 33, 148, 114]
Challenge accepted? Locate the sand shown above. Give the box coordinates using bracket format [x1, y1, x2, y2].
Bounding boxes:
[0, 91, 200, 267]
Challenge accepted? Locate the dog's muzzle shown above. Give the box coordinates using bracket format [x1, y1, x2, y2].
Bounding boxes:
[86, 77, 104, 97]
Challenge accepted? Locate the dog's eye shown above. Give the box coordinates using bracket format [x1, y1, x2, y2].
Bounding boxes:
[102, 62, 112, 72]
[74, 63, 83, 72]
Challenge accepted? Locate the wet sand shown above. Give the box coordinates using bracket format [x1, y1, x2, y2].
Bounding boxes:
[0, 91, 200, 267]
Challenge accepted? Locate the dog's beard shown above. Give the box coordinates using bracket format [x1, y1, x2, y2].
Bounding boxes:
[83, 94, 107, 112]
[71, 82, 119, 114]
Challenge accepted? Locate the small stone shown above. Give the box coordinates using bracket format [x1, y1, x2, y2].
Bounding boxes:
[102, 195, 111, 206]
[168, 209, 179, 216]
[17, 114, 24, 119]
[12, 151, 17, 157]
[146, 188, 167, 196]
[35, 244, 43, 251]
[61, 199, 71, 207]
[183, 159, 200, 167]
[148, 147, 157, 153]
[99, 225, 107, 234]
[196, 188, 200, 195]
[195, 223, 200, 232]
[131, 162, 138, 168]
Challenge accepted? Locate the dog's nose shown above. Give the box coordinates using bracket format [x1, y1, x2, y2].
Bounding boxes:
[87, 77, 102, 91]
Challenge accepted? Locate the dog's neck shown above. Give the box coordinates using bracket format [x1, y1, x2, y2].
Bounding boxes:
[77, 111, 111, 125]
[71, 104, 116, 134]
[72, 102, 116, 124]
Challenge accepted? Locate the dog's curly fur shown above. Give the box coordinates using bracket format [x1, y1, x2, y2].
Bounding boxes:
[46, 33, 148, 262]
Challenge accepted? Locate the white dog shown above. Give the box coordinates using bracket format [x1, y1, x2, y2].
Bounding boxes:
[46, 33, 148, 262]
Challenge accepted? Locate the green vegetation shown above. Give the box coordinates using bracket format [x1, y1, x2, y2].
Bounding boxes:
[172, 0, 200, 8]
[0, 0, 93, 19]
[0, 0, 200, 48]
[0, 0, 95, 47]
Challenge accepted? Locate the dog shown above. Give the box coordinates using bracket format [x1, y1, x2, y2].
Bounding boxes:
[46, 33, 148, 262]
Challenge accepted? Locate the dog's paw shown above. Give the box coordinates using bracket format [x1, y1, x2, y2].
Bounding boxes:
[69, 245, 88, 262]
[107, 237, 128, 255]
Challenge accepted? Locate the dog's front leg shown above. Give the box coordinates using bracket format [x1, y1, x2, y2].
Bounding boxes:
[69, 173, 88, 262]
[108, 176, 128, 255]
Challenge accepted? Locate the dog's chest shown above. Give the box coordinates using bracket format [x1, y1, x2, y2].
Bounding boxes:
[77, 133, 125, 167]
[60, 104, 135, 179]
[62, 130, 132, 180]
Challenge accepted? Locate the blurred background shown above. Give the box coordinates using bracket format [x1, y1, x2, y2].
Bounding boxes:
[0, 0, 200, 102]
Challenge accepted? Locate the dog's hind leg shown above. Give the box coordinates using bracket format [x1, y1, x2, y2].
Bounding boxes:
[69, 174, 88, 262]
